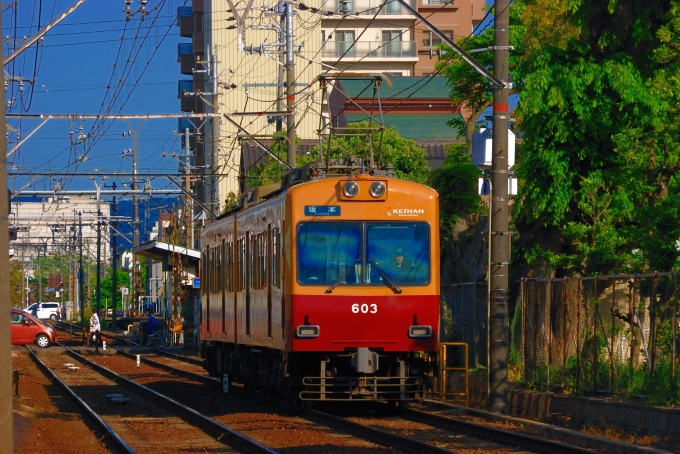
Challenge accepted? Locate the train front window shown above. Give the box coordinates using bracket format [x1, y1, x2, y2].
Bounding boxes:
[297, 221, 430, 286]
[297, 222, 362, 285]
[365, 222, 430, 285]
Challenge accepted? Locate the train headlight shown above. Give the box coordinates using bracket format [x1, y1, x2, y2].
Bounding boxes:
[369, 181, 386, 198]
[342, 181, 360, 198]
[296, 325, 320, 338]
[408, 325, 432, 338]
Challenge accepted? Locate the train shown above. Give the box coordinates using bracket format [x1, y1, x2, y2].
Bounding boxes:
[200, 161, 440, 402]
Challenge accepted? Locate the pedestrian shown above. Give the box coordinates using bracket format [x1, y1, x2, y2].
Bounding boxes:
[90, 311, 101, 353]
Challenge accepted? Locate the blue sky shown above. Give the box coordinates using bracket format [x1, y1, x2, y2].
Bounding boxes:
[3, 0, 507, 198]
[4, 0, 188, 196]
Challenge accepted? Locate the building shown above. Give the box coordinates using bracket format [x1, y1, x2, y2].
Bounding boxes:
[415, 0, 486, 76]
[177, 0, 323, 212]
[321, 0, 486, 76]
[10, 196, 110, 263]
[178, 0, 485, 209]
[331, 75, 464, 169]
[10, 195, 111, 310]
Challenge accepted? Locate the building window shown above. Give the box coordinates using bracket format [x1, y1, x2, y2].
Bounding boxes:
[336, 30, 355, 42]
[382, 30, 403, 42]
[423, 30, 452, 47]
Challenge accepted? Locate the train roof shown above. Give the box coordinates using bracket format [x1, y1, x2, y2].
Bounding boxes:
[217, 159, 437, 219]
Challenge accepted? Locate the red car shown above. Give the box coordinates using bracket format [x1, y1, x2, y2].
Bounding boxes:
[11, 309, 56, 348]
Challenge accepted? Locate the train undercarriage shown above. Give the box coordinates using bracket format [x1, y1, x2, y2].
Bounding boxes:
[202, 341, 437, 402]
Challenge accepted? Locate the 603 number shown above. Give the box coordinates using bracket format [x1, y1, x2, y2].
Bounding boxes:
[352, 303, 377, 314]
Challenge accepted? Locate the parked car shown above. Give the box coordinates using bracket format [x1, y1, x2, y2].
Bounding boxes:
[26, 302, 62, 320]
[10, 309, 56, 348]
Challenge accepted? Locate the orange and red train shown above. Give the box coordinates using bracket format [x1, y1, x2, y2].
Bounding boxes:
[201, 170, 440, 401]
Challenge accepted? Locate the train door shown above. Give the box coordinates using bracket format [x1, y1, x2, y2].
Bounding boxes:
[267, 225, 273, 338]
[221, 239, 226, 334]
[245, 232, 251, 336]
[204, 247, 210, 333]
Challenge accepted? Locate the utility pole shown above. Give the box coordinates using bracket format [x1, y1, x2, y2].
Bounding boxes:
[277, 12, 285, 132]
[124, 119, 146, 317]
[78, 211, 84, 324]
[93, 178, 105, 318]
[285, 0, 296, 168]
[184, 128, 194, 248]
[111, 183, 118, 331]
[0, 8, 12, 449]
[210, 46, 219, 216]
[488, 0, 510, 414]
[123, 119, 146, 248]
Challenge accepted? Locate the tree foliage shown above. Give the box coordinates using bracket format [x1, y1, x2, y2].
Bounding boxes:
[436, 4, 525, 150]
[246, 124, 431, 186]
[429, 144, 483, 226]
[515, 0, 680, 274]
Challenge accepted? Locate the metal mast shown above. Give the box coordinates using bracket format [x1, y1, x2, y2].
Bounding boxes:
[488, 0, 510, 414]
[285, 1, 296, 168]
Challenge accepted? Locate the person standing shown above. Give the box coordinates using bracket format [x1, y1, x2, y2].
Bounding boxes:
[90, 311, 102, 353]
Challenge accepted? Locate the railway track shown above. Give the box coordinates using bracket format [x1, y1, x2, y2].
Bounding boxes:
[104, 349, 611, 454]
[26, 344, 276, 454]
[50, 324, 672, 453]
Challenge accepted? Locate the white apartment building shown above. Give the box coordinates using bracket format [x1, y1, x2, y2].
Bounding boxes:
[321, 0, 419, 76]
[10, 195, 111, 264]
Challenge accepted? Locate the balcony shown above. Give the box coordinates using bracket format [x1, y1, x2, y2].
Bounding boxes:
[323, 41, 417, 59]
[321, 0, 416, 16]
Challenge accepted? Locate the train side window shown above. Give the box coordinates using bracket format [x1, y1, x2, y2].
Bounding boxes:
[202, 249, 207, 296]
[239, 237, 246, 291]
[225, 242, 232, 292]
[271, 226, 280, 288]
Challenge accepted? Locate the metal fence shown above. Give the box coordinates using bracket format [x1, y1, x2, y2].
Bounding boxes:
[521, 273, 679, 394]
[440, 282, 488, 368]
[443, 273, 680, 395]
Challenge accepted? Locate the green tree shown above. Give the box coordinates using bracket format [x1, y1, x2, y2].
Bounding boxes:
[429, 144, 483, 227]
[307, 122, 431, 184]
[246, 124, 431, 185]
[245, 134, 296, 188]
[436, 3, 525, 154]
[514, 0, 680, 274]
[10, 261, 24, 308]
[99, 266, 130, 313]
[430, 144, 488, 284]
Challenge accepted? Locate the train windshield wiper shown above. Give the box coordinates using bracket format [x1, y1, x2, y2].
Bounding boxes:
[325, 259, 359, 294]
[368, 260, 402, 294]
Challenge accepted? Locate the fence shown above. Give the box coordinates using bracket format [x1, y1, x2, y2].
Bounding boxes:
[443, 273, 680, 397]
[521, 273, 679, 395]
[440, 282, 488, 368]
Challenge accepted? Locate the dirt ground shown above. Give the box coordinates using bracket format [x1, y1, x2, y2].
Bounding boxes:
[12, 348, 113, 454]
[12, 327, 680, 454]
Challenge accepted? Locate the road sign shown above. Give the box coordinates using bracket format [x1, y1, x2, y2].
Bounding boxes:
[121, 287, 129, 295]
[192, 277, 200, 289]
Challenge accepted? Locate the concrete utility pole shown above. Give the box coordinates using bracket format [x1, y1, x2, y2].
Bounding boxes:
[488, 0, 510, 414]
[0, 10, 13, 451]
[285, 0, 296, 168]
[79, 211, 84, 324]
[183, 128, 194, 248]
[124, 119, 146, 248]
[93, 178, 106, 318]
[112, 183, 118, 330]
[124, 119, 146, 317]
[392, 0, 507, 414]
[210, 46, 219, 216]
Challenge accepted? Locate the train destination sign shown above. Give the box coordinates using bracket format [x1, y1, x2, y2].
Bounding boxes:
[304, 206, 340, 216]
